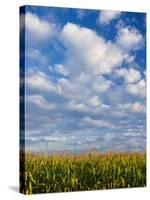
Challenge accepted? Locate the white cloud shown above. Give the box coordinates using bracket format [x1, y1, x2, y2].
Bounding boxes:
[81, 116, 115, 128]
[116, 68, 141, 83]
[26, 70, 59, 93]
[61, 22, 127, 75]
[76, 71, 112, 94]
[116, 26, 143, 50]
[25, 12, 56, 41]
[118, 102, 145, 113]
[127, 79, 146, 97]
[67, 97, 110, 113]
[101, 104, 110, 109]
[125, 55, 135, 64]
[77, 71, 92, 84]
[67, 100, 87, 112]
[26, 69, 110, 107]
[26, 48, 48, 66]
[67, 99, 104, 113]
[92, 76, 112, 93]
[54, 64, 69, 76]
[98, 10, 121, 25]
[58, 77, 90, 100]
[26, 95, 56, 110]
[86, 95, 102, 107]
[43, 136, 67, 142]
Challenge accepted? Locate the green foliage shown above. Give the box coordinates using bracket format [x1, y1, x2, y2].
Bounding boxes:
[20, 152, 146, 194]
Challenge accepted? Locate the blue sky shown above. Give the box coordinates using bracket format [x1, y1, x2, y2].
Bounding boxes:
[20, 6, 146, 153]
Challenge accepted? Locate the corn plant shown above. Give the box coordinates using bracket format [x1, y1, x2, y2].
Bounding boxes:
[20, 151, 146, 194]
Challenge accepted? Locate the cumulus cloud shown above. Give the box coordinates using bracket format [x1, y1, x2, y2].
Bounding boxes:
[92, 76, 112, 93]
[58, 77, 90, 100]
[69, 72, 111, 97]
[116, 26, 143, 50]
[26, 70, 59, 93]
[116, 68, 141, 83]
[98, 10, 121, 25]
[54, 64, 69, 76]
[60, 22, 128, 75]
[67, 100, 88, 112]
[80, 116, 115, 128]
[118, 102, 145, 113]
[26, 95, 56, 110]
[127, 79, 146, 97]
[43, 135, 67, 142]
[26, 48, 48, 66]
[25, 12, 56, 41]
[77, 71, 92, 84]
[67, 97, 110, 114]
[86, 96, 102, 108]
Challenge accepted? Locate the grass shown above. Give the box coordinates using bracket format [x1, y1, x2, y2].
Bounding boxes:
[20, 151, 146, 194]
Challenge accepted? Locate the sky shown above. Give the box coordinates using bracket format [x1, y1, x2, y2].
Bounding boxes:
[20, 6, 146, 153]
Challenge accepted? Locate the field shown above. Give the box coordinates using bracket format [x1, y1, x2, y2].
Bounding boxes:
[20, 151, 146, 194]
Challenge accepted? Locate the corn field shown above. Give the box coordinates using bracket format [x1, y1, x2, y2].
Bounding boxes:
[20, 152, 146, 194]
